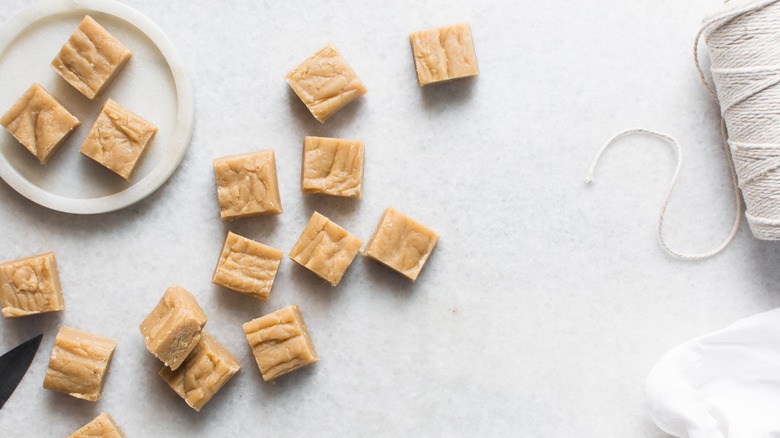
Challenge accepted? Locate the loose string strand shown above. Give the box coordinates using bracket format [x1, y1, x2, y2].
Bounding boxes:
[585, 128, 742, 260]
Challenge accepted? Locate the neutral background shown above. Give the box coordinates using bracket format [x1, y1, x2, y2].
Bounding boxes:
[1, 0, 776, 436]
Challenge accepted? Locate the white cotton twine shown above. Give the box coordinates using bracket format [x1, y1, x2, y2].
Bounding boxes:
[586, 0, 780, 259]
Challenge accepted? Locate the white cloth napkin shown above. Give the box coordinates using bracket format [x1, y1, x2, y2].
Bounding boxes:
[646, 308, 780, 438]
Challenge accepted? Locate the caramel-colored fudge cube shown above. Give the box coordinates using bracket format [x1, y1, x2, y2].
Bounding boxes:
[213, 150, 283, 220]
[139, 286, 207, 371]
[43, 326, 117, 401]
[212, 231, 282, 301]
[80, 98, 157, 180]
[68, 413, 126, 438]
[0, 84, 80, 164]
[285, 44, 367, 123]
[0, 252, 64, 318]
[159, 331, 240, 412]
[289, 212, 363, 286]
[51, 15, 132, 100]
[302, 136, 364, 198]
[243, 305, 318, 381]
[364, 207, 439, 281]
[410, 23, 479, 86]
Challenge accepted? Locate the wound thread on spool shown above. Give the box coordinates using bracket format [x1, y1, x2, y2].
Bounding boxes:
[587, 0, 780, 259]
[699, 0, 780, 240]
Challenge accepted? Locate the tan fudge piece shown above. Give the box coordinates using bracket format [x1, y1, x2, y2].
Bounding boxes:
[139, 286, 207, 371]
[159, 331, 240, 412]
[213, 150, 283, 220]
[212, 231, 282, 301]
[410, 23, 479, 86]
[0, 252, 64, 318]
[80, 98, 157, 180]
[302, 136, 364, 198]
[289, 212, 363, 286]
[286, 44, 367, 123]
[68, 413, 126, 438]
[364, 207, 439, 281]
[243, 305, 318, 381]
[51, 15, 132, 100]
[43, 326, 117, 401]
[0, 84, 80, 164]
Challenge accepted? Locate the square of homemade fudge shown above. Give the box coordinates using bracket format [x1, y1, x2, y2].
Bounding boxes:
[289, 212, 363, 286]
[43, 326, 117, 401]
[159, 331, 240, 412]
[213, 150, 283, 220]
[51, 15, 132, 100]
[0, 252, 64, 318]
[409, 23, 479, 86]
[285, 44, 367, 123]
[139, 285, 207, 371]
[68, 413, 126, 438]
[364, 207, 439, 281]
[0, 83, 80, 165]
[212, 231, 282, 301]
[80, 98, 157, 180]
[243, 304, 318, 381]
[302, 136, 364, 198]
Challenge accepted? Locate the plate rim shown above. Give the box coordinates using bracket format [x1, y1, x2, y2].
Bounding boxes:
[0, 0, 194, 215]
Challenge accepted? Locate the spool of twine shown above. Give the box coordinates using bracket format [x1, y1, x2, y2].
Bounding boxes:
[587, 0, 780, 258]
[699, 0, 780, 240]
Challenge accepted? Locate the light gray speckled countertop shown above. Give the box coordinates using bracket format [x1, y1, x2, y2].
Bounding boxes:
[1, 0, 776, 436]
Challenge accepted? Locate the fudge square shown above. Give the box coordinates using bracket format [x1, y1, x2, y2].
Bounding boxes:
[0, 83, 80, 164]
[159, 331, 240, 412]
[289, 212, 363, 286]
[212, 231, 283, 301]
[364, 207, 439, 281]
[80, 98, 157, 180]
[213, 150, 283, 220]
[243, 304, 318, 381]
[51, 15, 132, 100]
[285, 44, 367, 123]
[0, 252, 64, 318]
[409, 23, 479, 86]
[139, 285, 207, 371]
[68, 413, 126, 438]
[302, 136, 364, 198]
[43, 326, 117, 401]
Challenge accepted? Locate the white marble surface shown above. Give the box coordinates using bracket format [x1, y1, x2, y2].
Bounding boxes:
[1, 0, 778, 436]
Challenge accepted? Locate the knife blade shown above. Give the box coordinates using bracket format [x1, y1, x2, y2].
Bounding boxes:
[0, 334, 43, 409]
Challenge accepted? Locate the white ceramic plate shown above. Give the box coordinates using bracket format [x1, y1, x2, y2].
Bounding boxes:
[0, 0, 194, 214]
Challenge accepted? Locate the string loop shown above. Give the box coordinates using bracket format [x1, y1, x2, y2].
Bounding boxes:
[585, 128, 742, 260]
